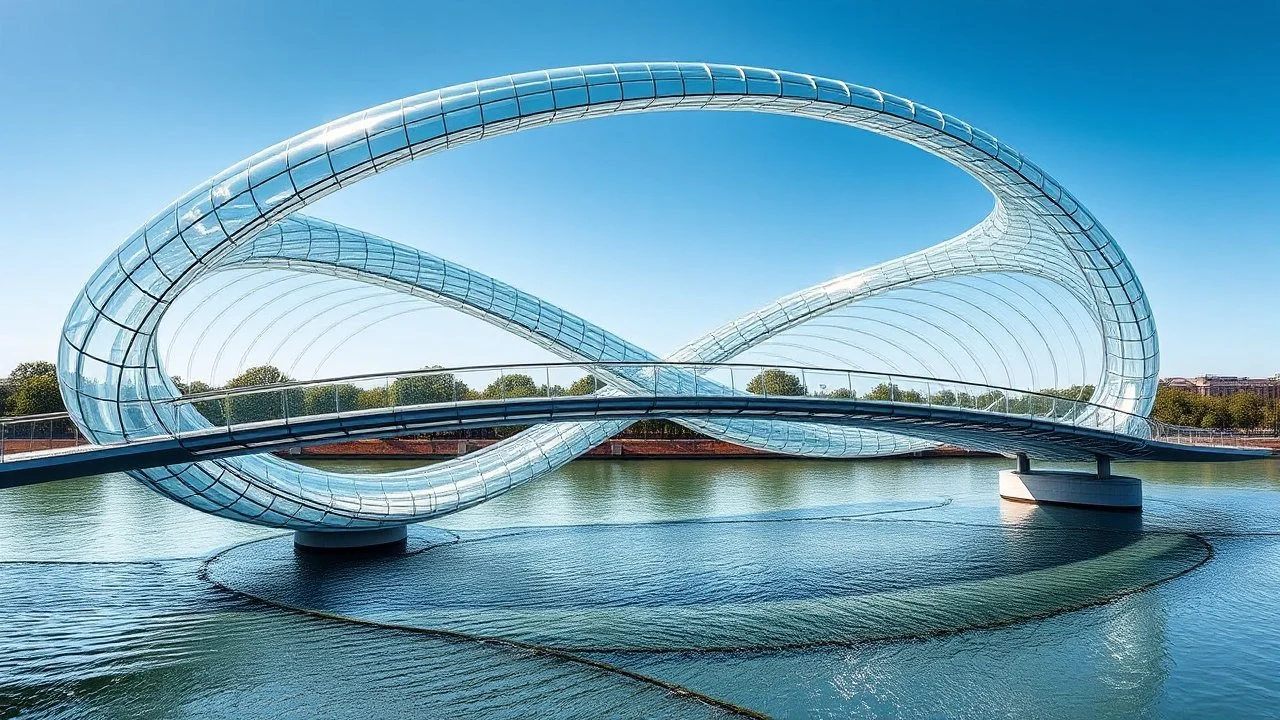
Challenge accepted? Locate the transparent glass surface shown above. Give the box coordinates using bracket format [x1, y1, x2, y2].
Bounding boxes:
[51, 63, 1162, 530]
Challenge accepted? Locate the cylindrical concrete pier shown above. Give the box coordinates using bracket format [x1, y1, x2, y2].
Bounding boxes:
[294, 525, 408, 551]
[999, 469, 1142, 511]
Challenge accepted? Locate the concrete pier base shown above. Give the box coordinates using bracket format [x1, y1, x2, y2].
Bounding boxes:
[294, 525, 408, 551]
[999, 469, 1142, 511]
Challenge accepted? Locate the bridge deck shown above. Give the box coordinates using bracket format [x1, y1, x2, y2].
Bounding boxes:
[0, 395, 1266, 489]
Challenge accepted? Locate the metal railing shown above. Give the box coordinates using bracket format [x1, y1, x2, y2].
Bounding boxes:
[0, 362, 1257, 461]
[0, 412, 89, 462]
[160, 362, 1250, 447]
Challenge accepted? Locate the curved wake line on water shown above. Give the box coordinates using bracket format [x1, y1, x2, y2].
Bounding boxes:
[406, 501, 1211, 654]
[633, 530, 1217, 657]
[193, 501, 952, 717]
[202, 497, 1211, 659]
[1143, 497, 1280, 537]
[198, 537, 769, 720]
[452, 529, 1213, 655]
[857, 509, 1280, 539]
[446, 496, 955, 535]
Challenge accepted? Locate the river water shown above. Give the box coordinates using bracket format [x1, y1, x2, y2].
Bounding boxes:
[2, 456, 1279, 718]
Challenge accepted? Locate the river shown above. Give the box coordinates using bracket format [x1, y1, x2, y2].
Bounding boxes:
[2, 456, 1279, 718]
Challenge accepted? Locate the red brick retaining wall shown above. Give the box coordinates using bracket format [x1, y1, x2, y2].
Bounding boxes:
[0, 439, 83, 454]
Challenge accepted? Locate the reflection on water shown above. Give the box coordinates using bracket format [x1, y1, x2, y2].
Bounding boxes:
[208, 505, 1203, 652]
[1, 457, 1279, 718]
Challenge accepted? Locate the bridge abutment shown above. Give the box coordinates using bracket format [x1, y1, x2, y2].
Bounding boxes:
[999, 454, 1141, 511]
[294, 526, 408, 551]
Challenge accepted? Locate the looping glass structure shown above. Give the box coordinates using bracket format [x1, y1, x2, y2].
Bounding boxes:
[56, 63, 1159, 530]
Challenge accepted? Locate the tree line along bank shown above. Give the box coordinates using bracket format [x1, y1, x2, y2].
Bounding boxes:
[3, 362, 1277, 434]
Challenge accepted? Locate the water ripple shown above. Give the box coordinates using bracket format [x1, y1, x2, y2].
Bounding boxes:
[205, 502, 1208, 652]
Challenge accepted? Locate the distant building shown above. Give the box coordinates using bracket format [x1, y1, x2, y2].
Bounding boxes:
[1161, 375, 1280, 400]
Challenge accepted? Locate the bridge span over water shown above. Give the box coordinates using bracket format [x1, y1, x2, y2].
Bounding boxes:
[2, 361, 1265, 492]
[11, 62, 1266, 548]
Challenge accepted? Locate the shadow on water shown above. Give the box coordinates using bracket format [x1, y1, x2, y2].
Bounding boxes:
[205, 498, 1206, 653]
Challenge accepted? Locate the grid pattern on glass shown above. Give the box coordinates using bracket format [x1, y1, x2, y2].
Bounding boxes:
[54, 63, 1160, 530]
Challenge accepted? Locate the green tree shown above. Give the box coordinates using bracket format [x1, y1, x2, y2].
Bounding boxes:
[1151, 385, 1271, 430]
[8, 374, 64, 415]
[746, 369, 806, 396]
[974, 390, 1007, 411]
[1153, 386, 1199, 425]
[566, 376, 602, 396]
[898, 389, 925, 404]
[930, 389, 958, 406]
[1264, 402, 1280, 434]
[828, 387, 854, 399]
[225, 365, 290, 388]
[1227, 393, 1265, 429]
[1040, 384, 1096, 402]
[866, 383, 929, 403]
[223, 365, 294, 424]
[356, 386, 390, 410]
[1200, 405, 1229, 430]
[8, 361, 56, 384]
[623, 419, 704, 439]
[300, 383, 362, 415]
[3, 362, 64, 416]
[178, 379, 227, 426]
[866, 383, 894, 401]
[184, 380, 217, 395]
[476, 374, 541, 437]
[391, 370, 472, 406]
[482, 374, 540, 399]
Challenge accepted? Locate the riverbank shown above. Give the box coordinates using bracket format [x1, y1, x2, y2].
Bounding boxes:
[1237, 437, 1280, 452]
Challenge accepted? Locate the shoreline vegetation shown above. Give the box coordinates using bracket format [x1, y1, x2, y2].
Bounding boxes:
[4, 362, 1278, 458]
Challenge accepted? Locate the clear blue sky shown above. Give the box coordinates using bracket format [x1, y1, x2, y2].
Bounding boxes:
[0, 0, 1276, 380]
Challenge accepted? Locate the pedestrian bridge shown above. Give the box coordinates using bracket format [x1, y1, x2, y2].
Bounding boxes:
[25, 62, 1269, 545]
[1, 362, 1264, 492]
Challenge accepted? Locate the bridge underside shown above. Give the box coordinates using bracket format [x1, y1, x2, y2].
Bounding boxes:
[0, 396, 1265, 489]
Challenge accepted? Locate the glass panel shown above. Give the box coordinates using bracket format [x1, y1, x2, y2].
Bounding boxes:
[328, 138, 373, 175]
[586, 83, 621, 104]
[553, 86, 588, 108]
[406, 115, 446, 147]
[439, 84, 480, 113]
[443, 106, 483, 133]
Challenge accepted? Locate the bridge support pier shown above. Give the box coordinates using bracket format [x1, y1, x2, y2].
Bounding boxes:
[294, 525, 408, 551]
[999, 454, 1141, 511]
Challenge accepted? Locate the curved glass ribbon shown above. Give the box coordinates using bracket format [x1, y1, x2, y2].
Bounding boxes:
[57, 63, 1157, 529]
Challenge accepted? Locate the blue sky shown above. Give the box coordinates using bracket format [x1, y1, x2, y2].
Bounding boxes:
[0, 0, 1276, 380]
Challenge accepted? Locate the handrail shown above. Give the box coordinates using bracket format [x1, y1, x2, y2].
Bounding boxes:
[0, 411, 72, 423]
[0, 362, 1258, 459]
[0, 412, 86, 462]
[156, 361, 1256, 450]
[171, 361, 1105, 408]
[163, 360, 1142, 429]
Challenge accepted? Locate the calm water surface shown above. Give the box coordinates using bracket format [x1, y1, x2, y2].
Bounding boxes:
[2, 456, 1279, 718]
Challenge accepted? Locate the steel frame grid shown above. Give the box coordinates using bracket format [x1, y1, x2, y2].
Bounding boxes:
[56, 63, 1159, 529]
